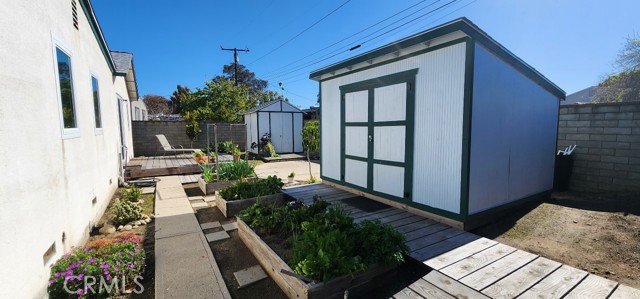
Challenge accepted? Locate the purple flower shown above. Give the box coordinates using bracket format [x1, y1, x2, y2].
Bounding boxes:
[78, 274, 84, 279]
[104, 270, 109, 275]
[114, 267, 119, 271]
[88, 258, 95, 263]
[76, 289, 84, 295]
[54, 272, 60, 278]
[84, 248, 89, 253]
[106, 275, 112, 281]
[49, 279, 55, 285]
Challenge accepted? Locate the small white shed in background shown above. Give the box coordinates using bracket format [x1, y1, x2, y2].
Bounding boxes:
[244, 100, 304, 154]
[310, 18, 565, 229]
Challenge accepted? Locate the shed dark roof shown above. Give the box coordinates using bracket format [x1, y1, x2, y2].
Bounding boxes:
[310, 17, 565, 99]
[110, 51, 133, 73]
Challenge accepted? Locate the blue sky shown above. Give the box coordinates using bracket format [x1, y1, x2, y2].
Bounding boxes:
[93, 0, 639, 108]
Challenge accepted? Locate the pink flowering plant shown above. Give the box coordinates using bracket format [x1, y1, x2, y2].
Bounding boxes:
[48, 234, 145, 298]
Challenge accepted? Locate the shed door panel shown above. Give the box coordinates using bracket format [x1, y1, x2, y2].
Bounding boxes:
[340, 73, 414, 202]
[270, 113, 293, 153]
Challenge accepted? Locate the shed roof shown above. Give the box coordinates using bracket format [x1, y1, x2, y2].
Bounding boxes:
[310, 17, 565, 99]
[244, 100, 303, 114]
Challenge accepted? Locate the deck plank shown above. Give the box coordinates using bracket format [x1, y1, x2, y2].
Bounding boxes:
[423, 271, 490, 299]
[386, 215, 430, 229]
[407, 227, 465, 252]
[395, 219, 438, 234]
[424, 238, 498, 270]
[518, 264, 588, 299]
[563, 274, 617, 299]
[459, 250, 537, 290]
[439, 243, 517, 280]
[481, 257, 562, 299]
[407, 278, 455, 299]
[411, 232, 480, 262]
[403, 222, 450, 242]
[391, 287, 425, 299]
[609, 284, 640, 299]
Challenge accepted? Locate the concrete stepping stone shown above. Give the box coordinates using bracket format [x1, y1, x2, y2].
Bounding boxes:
[222, 222, 238, 231]
[201, 221, 221, 230]
[188, 196, 204, 201]
[191, 202, 208, 208]
[141, 187, 155, 194]
[234, 265, 267, 288]
[203, 196, 216, 202]
[205, 231, 230, 242]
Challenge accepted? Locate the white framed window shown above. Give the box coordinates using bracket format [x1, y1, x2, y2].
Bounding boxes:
[135, 107, 141, 121]
[91, 74, 103, 134]
[52, 37, 80, 138]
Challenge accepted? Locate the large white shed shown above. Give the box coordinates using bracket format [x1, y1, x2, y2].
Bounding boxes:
[310, 18, 565, 229]
[244, 100, 304, 154]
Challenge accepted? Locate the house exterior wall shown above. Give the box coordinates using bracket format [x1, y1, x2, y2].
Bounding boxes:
[131, 100, 148, 121]
[557, 102, 640, 192]
[0, 1, 134, 298]
[468, 44, 559, 214]
[320, 41, 467, 214]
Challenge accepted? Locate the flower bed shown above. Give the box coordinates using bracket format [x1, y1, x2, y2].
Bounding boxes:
[48, 232, 145, 298]
[198, 161, 256, 195]
[237, 199, 408, 299]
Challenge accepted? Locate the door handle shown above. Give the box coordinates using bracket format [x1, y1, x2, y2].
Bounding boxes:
[368, 135, 373, 142]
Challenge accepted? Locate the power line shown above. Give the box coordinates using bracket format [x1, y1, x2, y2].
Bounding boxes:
[220, 46, 250, 86]
[246, 0, 352, 67]
[264, 0, 458, 82]
[259, 0, 436, 78]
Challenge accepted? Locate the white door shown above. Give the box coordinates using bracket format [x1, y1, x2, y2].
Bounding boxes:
[341, 70, 415, 201]
[270, 113, 293, 153]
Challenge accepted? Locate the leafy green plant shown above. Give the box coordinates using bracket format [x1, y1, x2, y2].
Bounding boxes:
[301, 120, 319, 180]
[220, 175, 283, 200]
[264, 142, 279, 157]
[232, 144, 242, 156]
[353, 220, 408, 265]
[122, 185, 142, 202]
[218, 160, 255, 181]
[200, 164, 215, 183]
[288, 172, 295, 178]
[110, 198, 142, 226]
[218, 140, 235, 154]
[192, 150, 205, 158]
[185, 111, 201, 148]
[48, 236, 145, 298]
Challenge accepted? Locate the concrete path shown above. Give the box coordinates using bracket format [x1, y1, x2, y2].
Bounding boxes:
[154, 176, 231, 299]
[254, 160, 320, 182]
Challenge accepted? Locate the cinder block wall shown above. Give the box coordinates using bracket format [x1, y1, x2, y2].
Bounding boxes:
[132, 121, 247, 156]
[557, 102, 640, 192]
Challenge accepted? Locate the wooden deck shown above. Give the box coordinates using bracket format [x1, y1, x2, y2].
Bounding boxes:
[125, 153, 233, 179]
[282, 183, 640, 299]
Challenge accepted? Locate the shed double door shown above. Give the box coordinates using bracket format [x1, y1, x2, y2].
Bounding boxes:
[270, 113, 293, 153]
[340, 71, 415, 202]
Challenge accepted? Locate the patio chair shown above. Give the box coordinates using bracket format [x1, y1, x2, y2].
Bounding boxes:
[155, 134, 200, 156]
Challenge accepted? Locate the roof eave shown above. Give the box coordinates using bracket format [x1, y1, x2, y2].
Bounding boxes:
[79, 0, 124, 77]
[310, 17, 565, 99]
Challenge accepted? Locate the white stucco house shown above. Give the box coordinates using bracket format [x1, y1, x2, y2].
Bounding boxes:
[0, 0, 140, 297]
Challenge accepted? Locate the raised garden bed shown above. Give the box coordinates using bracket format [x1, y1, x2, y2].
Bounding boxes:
[198, 177, 236, 195]
[218, 193, 284, 218]
[237, 218, 396, 299]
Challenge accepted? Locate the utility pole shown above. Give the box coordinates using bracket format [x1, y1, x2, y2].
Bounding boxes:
[220, 46, 250, 86]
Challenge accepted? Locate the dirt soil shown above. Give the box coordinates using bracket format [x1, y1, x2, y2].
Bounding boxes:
[186, 184, 288, 299]
[473, 192, 640, 289]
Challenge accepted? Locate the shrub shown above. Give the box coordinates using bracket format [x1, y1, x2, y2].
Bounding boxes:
[48, 237, 145, 298]
[122, 185, 142, 202]
[220, 175, 283, 200]
[111, 198, 142, 226]
[218, 160, 255, 181]
[264, 142, 279, 157]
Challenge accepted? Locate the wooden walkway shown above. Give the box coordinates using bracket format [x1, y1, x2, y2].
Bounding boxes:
[125, 153, 233, 179]
[282, 183, 640, 299]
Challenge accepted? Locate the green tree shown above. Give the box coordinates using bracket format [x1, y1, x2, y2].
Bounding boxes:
[594, 35, 640, 103]
[301, 121, 320, 181]
[182, 77, 252, 122]
[170, 85, 192, 114]
[219, 63, 268, 93]
[184, 111, 201, 148]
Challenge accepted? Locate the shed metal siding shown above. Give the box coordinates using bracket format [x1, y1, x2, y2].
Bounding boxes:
[293, 113, 303, 152]
[469, 44, 558, 214]
[320, 42, 467, 214]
